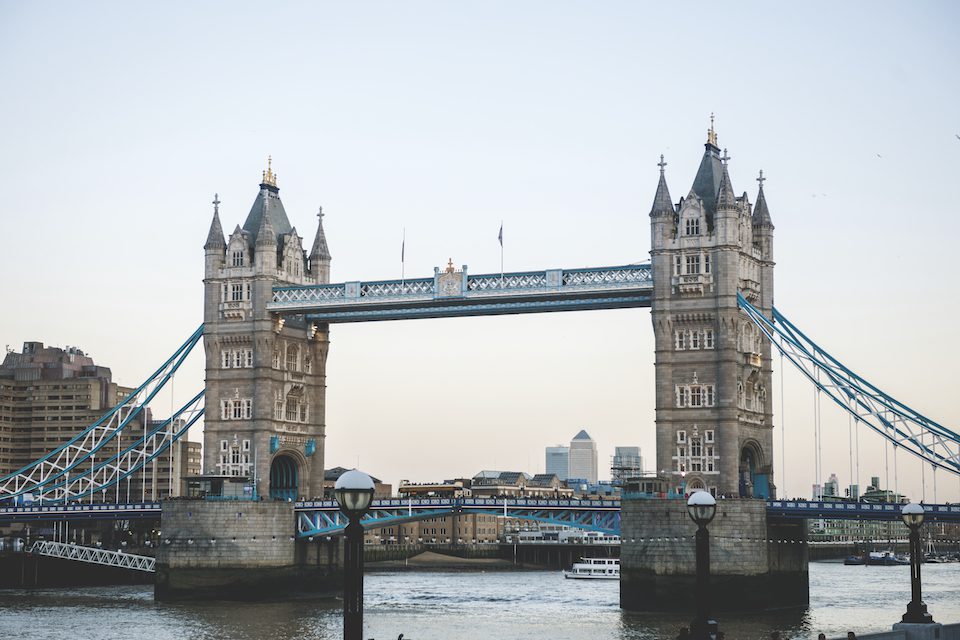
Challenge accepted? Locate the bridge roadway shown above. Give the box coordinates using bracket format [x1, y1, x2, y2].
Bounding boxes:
[2, 499, 958, 537]
[267, 263, 653, 323]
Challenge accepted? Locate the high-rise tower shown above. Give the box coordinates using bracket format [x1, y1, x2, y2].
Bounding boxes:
[202, 159, 332, 499]
[649, 120, 776, 499]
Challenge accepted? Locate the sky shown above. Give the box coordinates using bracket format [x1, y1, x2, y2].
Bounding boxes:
[1, 1, 958, 502]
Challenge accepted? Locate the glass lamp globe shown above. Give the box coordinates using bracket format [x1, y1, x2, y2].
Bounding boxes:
[334, 469, 375, 518]
[900, 502, 925, 529]
[686, 490, 717, 526]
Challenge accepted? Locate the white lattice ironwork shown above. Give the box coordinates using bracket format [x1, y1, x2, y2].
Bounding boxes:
[738, 293, 960, 476]
[273, 285, 345, 304]
[269, 264, 654, 317]
[563, 266, 652, 287]
[34, 392, 205, 502]
[29, 541, 155, 572]
[467, 273, 548, 291]
[0, 326, 204, 501]
[361, 279, 434, 297]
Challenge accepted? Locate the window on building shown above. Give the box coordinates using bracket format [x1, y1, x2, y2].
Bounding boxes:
[232, 401, 243, 420]
[233, 351, 243, 368]
[286, 345, 299, 372]
[704, 254, 711, 274]
[677, 430, 686, 443]
[706, 386, 715, 407]
[691, 331, 701, 349]
[674, 255, 682, 276]
[676, 387, 687, 407]
[705, 430, 714, 443]
[691, 439, 702, 457]
[231, 283, 243, 301]
[690, 386, 703, 407]
[232, 251, 244, 267]
[221, 440, 228, 451]
[245, 350, 254, 368]
[222, 283, 228, 302]
[705, 330, 715, 349]
[245, 283, 251, 300]
[221, 351, 230, 368]
[685, 218, 700, 236]
[675, 331, 686, 350]
[243, 399, 252, 419]
[685, 254, 701, 275]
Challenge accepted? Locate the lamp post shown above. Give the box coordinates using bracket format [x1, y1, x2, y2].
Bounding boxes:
[900, 503, 934, 624]
[335, 469, 375, 640]
[687, 490, 719, 640]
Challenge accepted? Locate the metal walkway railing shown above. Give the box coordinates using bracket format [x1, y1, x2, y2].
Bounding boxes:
[28, 540, 155, 572]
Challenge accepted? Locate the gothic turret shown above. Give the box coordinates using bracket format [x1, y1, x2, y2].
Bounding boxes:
[752, 170, 774, 229]
[204, 194, 226, 250]
[716, 159, 737, 211]
[649, 156, 674, 218]
[243, 156, 292, 248]
[309, 207, 332, 283]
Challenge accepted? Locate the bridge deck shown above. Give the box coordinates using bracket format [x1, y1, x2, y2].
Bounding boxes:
[267, 264, 652, 322]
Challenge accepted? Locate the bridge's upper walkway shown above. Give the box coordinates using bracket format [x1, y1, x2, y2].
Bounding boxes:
[267, 263, 653, 322]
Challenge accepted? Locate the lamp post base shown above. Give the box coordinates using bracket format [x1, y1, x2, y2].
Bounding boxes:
[901, 600, 934, 624]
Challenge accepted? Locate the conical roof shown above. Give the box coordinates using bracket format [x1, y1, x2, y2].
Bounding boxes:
[716, 163, 737, 210]
[255, 200, 277, 248]
[752, 174, 773, 227]
[242, 173, 292, 248]
[690, 142, 724, 219]
[572, 430, 592, 441]
[310, 208, 331, 261]
[204, 211, 225, 249]
[649, 159, 674, 218]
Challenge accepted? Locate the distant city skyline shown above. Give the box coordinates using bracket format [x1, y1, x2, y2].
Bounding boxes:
[1, 2, 958, 502]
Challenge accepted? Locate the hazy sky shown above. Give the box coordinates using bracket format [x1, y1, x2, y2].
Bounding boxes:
[1, 2, 958, 502]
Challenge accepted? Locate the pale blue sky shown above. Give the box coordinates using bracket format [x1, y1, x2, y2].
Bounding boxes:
[1, 1, 958, 500]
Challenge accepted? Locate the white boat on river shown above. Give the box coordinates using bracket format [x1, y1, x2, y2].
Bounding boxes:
[563, 557, 620, 580]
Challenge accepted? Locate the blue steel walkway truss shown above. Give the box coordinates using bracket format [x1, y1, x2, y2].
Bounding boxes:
[268, 264, 652, 323]
[295, 498, 623, 538]
[738, 294, 960, 477]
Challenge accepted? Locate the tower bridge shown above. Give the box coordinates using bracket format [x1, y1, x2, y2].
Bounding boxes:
[1, 124, 958, 607]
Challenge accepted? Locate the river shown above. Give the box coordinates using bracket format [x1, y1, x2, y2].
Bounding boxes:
[0, 561, 958, 639]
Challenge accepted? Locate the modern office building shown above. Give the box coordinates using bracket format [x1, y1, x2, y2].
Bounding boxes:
[569, 430, 598, 484]
[545, 445, 569, 480]
[611, 446, 643, 485]
[0, 341, 199, 500]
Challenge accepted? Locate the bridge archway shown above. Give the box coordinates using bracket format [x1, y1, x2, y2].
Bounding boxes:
[269, 453, 300, 500]
[739, 441, 769, 499]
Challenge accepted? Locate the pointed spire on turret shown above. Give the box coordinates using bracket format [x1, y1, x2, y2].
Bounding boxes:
[752, 170, 774, 228]
[255, 197, 276, 250]
[649, 155, 675, 218]
[716, 149, 737, 210]
[310, 206, 332, 261]
[204, 193, 226, 249]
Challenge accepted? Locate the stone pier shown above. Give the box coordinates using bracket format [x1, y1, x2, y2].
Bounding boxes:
[620, 497, 808, 612]
[155, 500, 340, 601]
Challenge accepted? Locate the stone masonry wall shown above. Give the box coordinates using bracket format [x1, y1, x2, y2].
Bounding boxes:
[155, 500, 338, 600]
[620, 497, 807, 611]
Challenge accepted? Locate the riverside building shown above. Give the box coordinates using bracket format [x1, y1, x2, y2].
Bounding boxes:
[0, 341, 200, 501]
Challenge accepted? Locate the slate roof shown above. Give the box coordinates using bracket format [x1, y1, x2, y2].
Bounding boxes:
[752, 182, 773, 228]
[649, 170, 674, 218]
[242, 184, 293, 248]
[690, 143, 724, 220]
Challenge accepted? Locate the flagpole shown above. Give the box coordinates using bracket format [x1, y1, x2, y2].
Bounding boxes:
[499, 220, 504, 286]
[401, 227, 406, 291]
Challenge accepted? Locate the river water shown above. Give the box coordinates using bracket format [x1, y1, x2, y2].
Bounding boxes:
[0, 562, 958, 640]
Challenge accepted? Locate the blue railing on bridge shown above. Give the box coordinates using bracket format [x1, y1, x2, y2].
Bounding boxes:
[267, 264, 653, 322]
[765, 500, 960, 522]
[0, 501, 162, 522]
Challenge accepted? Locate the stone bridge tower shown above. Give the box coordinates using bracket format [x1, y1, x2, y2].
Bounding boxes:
[649, 121, 776, 499]
[202, 159, 331, 500]
[621, 124, 806, 614]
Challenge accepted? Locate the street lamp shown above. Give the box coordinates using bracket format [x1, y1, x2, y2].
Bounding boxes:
[335, 469, 375, 640]
[900, 503, 934, 624]
[687, 491, 719, 640]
